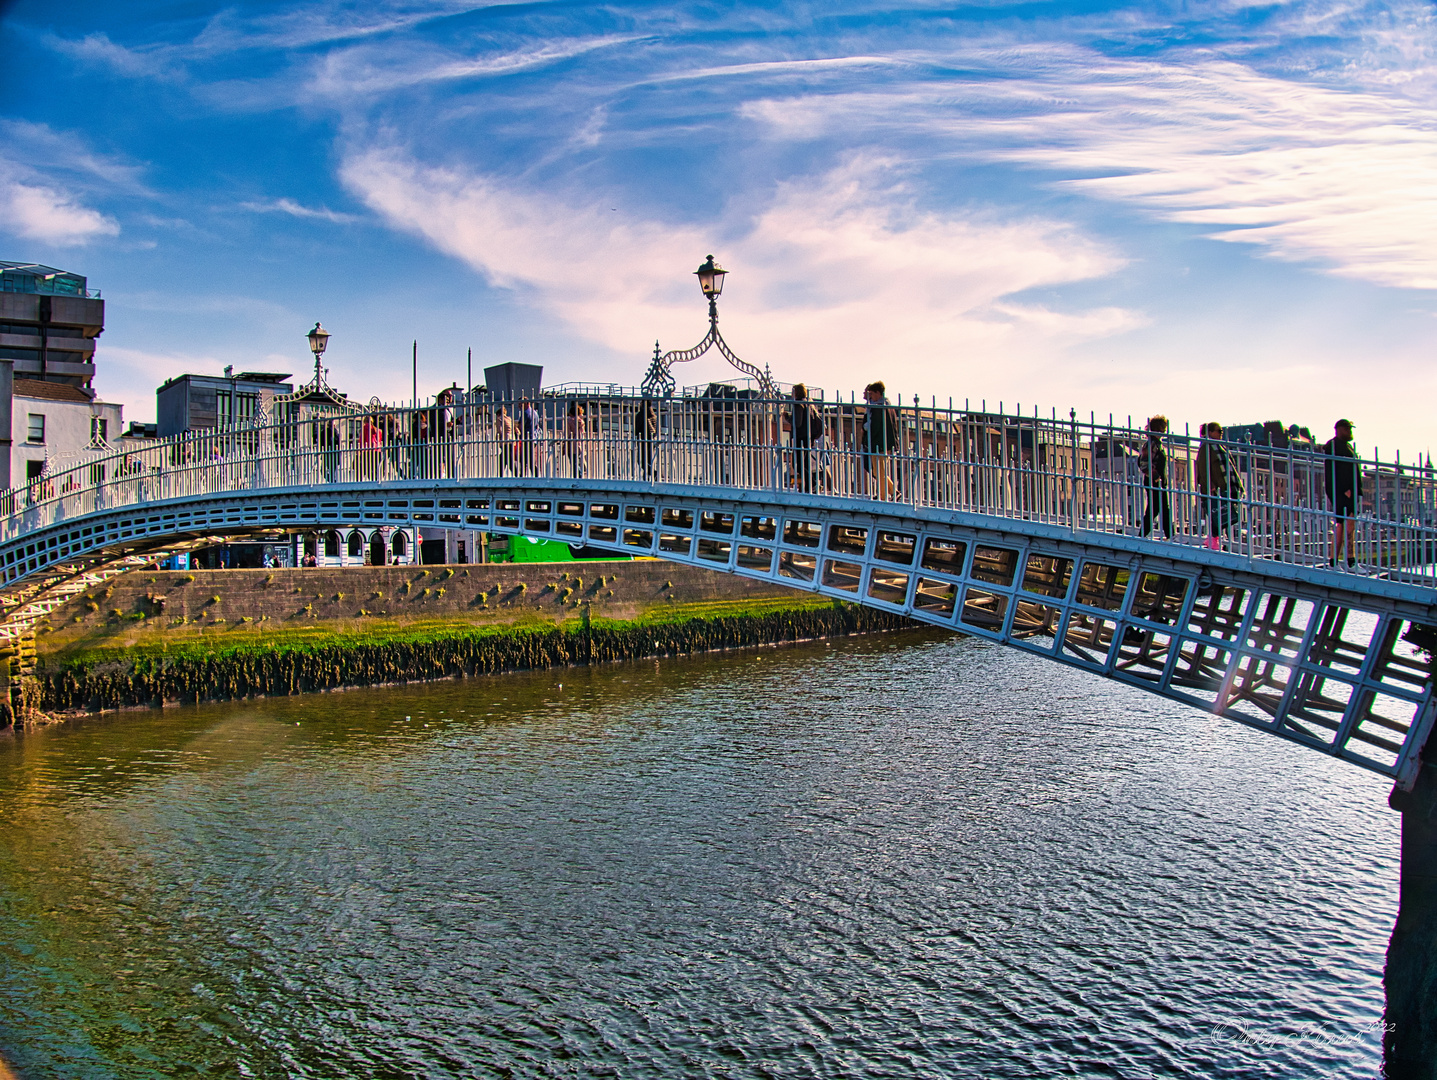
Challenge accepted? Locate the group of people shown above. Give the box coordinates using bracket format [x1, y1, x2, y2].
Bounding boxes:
[1139, 416, 1364, 567]
[784, 381, 899, 498]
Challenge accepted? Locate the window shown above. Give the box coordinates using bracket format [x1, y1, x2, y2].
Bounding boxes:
[90, 417, 108, 445]
[26, 460, 44, 482]
[26, 414, 44, 444]
[216, 390, 259, 428]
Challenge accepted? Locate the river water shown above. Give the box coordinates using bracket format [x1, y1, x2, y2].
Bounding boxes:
[0, 630, 1400, 1078]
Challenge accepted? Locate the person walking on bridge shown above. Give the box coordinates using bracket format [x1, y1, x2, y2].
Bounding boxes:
[564, 402, 588, 479]
[359, 413, 383, 481]
[785, 384, 821, 493]
[863, 381, 898, 500]
[1139, 415, 1172, 540]
[1196, 422, 1242, 551]
[518, 397, 542, 476]
[1323, 418, 1363, 570]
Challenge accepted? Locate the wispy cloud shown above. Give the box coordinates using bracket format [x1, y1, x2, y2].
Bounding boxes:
[650, 56, 909, 85]
[306, 35, 644, 99]
[340, 146, 1135, 393]
[743, 47, 1437, 290]
[240, 198, 361, 224]
[0, 119, 151, 193]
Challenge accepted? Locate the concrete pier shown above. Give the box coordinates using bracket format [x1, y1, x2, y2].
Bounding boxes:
[1387, 756, 1437, 1079]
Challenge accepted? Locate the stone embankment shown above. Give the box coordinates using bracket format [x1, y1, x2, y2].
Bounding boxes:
[32, 560, 922, 713]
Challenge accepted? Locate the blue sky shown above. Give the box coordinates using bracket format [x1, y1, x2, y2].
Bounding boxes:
[2, 0, 1435, 455]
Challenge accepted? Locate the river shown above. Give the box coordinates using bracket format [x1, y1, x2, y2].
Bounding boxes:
[0, 630, 1399, 1077]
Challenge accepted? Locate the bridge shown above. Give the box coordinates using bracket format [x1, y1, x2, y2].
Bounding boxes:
[3, 391, 1435, 796]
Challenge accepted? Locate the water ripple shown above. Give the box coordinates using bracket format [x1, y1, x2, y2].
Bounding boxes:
[0, 630, 1398, 1078]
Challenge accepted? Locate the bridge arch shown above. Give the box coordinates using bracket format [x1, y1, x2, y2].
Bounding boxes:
[2, 475, 1431, 789]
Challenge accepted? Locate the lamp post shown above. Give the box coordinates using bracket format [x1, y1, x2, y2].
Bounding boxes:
[641, 256, 775, 397]
[307, 322, 330, 391]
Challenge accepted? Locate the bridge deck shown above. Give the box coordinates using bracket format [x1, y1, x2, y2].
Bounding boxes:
[3, 395, 1433, 790]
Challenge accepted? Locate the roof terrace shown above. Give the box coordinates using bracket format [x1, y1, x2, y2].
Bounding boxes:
[0, 262, 97, 298]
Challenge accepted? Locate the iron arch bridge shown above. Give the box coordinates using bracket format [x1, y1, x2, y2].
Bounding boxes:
[4, 393, 1435, 792]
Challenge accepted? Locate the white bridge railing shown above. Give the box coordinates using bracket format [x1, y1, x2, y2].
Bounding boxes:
[6, 393, 1437, 587]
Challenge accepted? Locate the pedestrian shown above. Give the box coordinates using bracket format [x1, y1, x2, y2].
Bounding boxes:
[1139, 415, 1172, 539]
[434, 388, 457, 478]
[493, 404, 515, 476]
[518, 397, 541, 476]
[411, 403, 434, 479]
[1195, 421, 1242, 550]
[564, 401, 587, 479]
[1323, 418, 1363, 570]
[359, 413, 384, 481]
[785, 384, 821, 493]
[862, 381, 898, 499]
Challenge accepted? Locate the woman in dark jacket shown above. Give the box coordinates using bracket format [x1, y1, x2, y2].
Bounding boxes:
[1195, 421, 1242, 550]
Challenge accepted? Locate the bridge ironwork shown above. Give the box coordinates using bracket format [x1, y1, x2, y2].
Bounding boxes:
[3, 392, 1435, 791]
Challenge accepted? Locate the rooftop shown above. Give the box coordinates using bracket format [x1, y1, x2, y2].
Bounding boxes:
[236, 372, 293, 384]
[157, 371, 294, 393]
[12, 378, 95, 404]
[0, 262, 96, 299]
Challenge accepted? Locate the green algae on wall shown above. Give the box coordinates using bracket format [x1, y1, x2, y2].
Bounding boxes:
[41, 602, 921, 713]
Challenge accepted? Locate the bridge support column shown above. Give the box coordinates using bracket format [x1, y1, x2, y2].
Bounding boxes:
[1387, 754, 1437, 1079]
[0, 631, 41, 726]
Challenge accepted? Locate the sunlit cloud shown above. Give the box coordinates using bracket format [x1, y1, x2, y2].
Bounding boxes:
[743, 48, 1437, 290]
[0, 168, 119, 246]
[340, 146, 1136, 394]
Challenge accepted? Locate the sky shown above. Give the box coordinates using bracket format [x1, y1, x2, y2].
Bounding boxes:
[1, 0, 1435, 457]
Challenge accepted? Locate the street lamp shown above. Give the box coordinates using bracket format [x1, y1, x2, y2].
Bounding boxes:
[694, 254, 726, 299]
[307, 322, 330, 390]
[642, 257, 774, 397]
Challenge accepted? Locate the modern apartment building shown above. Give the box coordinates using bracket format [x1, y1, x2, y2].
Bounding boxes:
[156, 370, 293, 437]
[0, 261, 129, 490]
[0, 261, 104, 391]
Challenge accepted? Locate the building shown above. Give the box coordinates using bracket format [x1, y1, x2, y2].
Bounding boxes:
[0, 261, 127, 490]
[483, 362, 542, 399]
[156, 369, 293, 437]
[0, 262, 104, 390]
[11, 378, 123, 488]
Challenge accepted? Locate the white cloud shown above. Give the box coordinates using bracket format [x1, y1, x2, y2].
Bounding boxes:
[0, 172, 120, 245]
[239, 198, 360, 224]
[340, 147, 1135, 395]
[743, 48, 1437, 290]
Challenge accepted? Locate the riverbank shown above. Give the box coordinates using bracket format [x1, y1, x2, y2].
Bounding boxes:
[33, 563, 922, 713]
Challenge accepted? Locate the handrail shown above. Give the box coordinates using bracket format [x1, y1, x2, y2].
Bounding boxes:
[4, 392, 1435, 589]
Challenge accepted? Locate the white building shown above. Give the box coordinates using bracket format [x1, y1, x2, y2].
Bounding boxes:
[11, 378, 124, 489]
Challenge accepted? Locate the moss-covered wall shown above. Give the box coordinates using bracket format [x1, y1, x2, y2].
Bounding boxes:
[40, 604, 920, 713]
[38, 560, 803, 663]
[32, 560, 930, 714]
